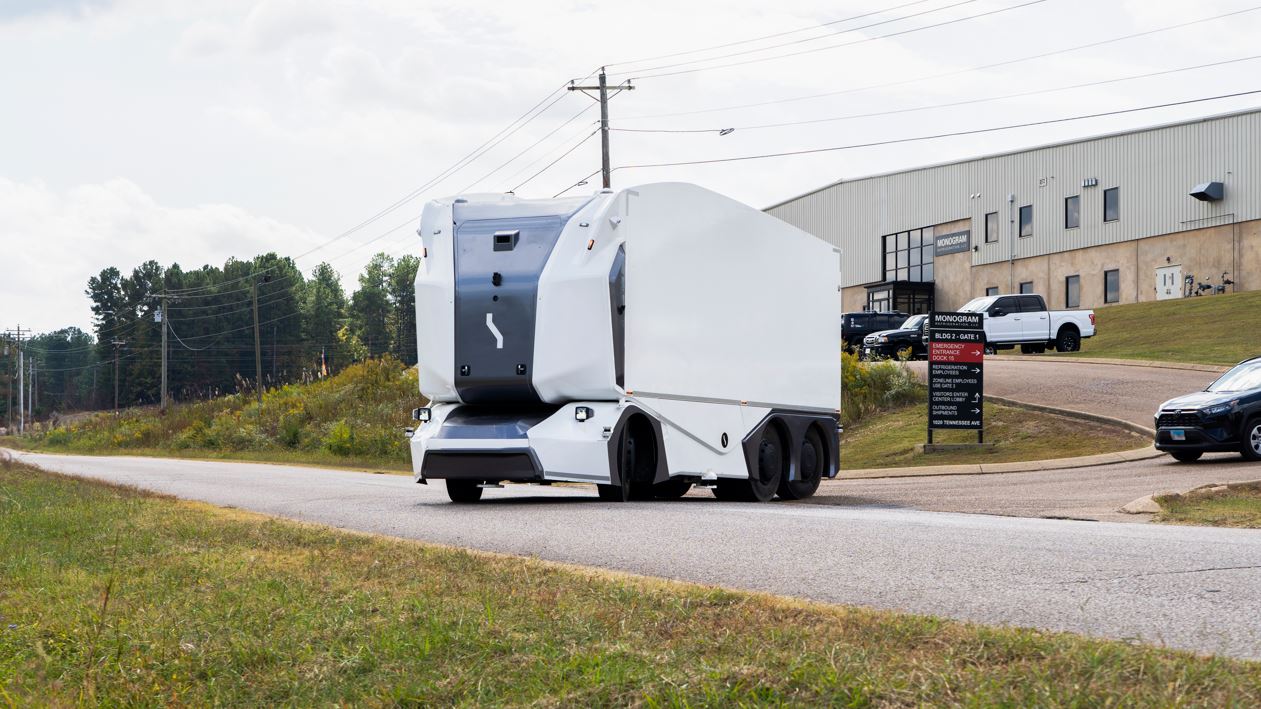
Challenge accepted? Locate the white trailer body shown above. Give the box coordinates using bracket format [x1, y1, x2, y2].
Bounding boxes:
[410, 182, 841, 502]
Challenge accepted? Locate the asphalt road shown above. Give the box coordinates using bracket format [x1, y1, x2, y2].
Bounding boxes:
[10, 448, 1261, 660]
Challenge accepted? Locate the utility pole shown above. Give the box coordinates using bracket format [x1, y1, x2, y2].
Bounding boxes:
[111, 338, 125, 414]
[568, 67, 634, 189]
[251, 276, 263, 404]
[159, 297, 168, 412]
[29, 359, 35, 423]
[4, 327, 28, 434]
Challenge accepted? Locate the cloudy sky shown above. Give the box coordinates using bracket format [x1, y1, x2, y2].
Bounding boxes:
[3, 0, 1260, 333]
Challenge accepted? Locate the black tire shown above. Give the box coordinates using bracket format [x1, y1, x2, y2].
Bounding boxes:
[653, 478, 693, 500]
[778, 425, 826, 500]
[446, 480, 483, 503]
[1169, 451, 1203, 463]
[713, 424, 787, 502]
[1241, 418, 1261, 461]
[1055, 327, 1081, 353]
[599, 415, 657, 502]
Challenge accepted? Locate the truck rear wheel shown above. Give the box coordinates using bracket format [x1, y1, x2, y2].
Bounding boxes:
[446, 480, 483, 503]
[714, 424, 786, 502]
[778, 425, 825, 500]
[1055, 327, 1081, 352]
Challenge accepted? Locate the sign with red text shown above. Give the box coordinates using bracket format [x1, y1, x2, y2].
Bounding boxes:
[927, 311, 984, 430]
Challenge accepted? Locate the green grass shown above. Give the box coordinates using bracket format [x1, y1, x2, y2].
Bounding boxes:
[18, 357, 422, 471]
[3, 459, 1260, 705]
[841, 400, 1147, 470]
[1043, 290, 1261, 366]
[1156, 482, 1261, 528]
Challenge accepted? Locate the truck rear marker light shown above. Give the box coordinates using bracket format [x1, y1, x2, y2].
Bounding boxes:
[575, 406, 594, 422]
[587, 239, 595, 250]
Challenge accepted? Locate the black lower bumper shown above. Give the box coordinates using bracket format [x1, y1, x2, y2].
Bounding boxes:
[1154, 427, 1238, 454]
[420, 450, 543, 482]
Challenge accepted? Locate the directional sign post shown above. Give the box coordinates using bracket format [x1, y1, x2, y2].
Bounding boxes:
[927, 311, 985, 444]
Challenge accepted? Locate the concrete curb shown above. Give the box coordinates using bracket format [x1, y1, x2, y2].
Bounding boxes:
[988, 354, 1229, 374]
[1120, 478, 1261, 515]
[839, 397, 1159, 480]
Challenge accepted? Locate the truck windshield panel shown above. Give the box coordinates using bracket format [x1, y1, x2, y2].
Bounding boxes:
[900, 315, 927, 330]
[1207, 360, 1261, 392]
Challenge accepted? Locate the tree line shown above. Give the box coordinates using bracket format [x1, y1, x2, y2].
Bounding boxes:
[2, 252, 418, 421]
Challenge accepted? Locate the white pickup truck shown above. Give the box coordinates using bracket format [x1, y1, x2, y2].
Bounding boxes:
[956, 294, 1096, 354]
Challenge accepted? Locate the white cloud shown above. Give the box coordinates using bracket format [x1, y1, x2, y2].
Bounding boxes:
[174, 19, 236, 58]
[0, 178, 325, 331]
[243, 0, 335, 52]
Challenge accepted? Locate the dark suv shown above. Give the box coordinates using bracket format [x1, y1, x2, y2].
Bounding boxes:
[842, 311, 908, 353]
[1154, 356, 1261, 462]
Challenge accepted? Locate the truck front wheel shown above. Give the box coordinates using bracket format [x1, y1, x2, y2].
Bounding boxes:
[778, 425, 825, 500]
[446, 480, 484, 503]
[599, 415, 658, 501]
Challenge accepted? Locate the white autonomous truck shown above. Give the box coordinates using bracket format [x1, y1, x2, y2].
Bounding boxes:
[408, 182, 841, 503]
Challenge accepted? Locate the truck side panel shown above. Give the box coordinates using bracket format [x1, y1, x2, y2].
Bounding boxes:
[623, 183, 842, 413]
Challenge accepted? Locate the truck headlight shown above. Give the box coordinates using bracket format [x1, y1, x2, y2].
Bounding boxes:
[412, 407, 431, 422]
[575, 406, 594, 422]
[879, 336, 889, 343]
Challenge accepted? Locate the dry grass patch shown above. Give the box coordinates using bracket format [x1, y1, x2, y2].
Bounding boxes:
[1156, 481, 1261, 528]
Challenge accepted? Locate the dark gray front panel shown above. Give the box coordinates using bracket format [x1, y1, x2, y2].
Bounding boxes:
[453, 214, 565, 404]
[608, 244, 626, 389]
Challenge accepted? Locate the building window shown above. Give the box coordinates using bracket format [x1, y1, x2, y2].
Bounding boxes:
[1019, 205, 1033, 237]
[1065, 275, 1080, 308]
[882, 228, 934, 282]
[1065, 195, 1080, 229]
[1104, 269, 1120, 304]
[1019, 281, 1034, 294]
[985, 286, 1000, 297]
[1104, 187, 1120, 222]
[985, 212, 999, 243]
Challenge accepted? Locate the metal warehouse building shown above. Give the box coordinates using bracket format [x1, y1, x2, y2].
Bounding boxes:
[766, 108, 1261, 315]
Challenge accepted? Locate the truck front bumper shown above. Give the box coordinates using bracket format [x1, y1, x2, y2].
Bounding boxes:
[409, 402, 622, 485]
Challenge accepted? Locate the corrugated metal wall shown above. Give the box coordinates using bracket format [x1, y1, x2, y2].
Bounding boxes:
[767, 109, 1261, 288]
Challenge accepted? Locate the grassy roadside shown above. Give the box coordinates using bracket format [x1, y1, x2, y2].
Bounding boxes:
[1034, 290, 1261, 367]
[841, 400, 1147, 470]
[3, 460, 1260, 705]
[1156, 482, 1261, 528]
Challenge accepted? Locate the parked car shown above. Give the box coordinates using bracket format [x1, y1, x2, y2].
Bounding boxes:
[1154, 356, 1261, 462]
[842, 311, 907, 353]
[955, 294, 1096, 353]
[861, 314, 928, 360]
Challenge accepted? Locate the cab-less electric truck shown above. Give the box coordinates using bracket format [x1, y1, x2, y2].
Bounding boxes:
[408, 182, 841, 503]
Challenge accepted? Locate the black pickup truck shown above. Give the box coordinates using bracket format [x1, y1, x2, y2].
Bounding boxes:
[1155, 356, 1261, 462]
[860, 314, 927, 360]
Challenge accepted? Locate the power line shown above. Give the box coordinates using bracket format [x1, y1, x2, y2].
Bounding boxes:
[610, 88, 1261, 171]
[512, 129, 601, 193]
[459, 103, 598, 193]
[614, 54, 1261, 134]
[618, 4, 1261, 121]
[612, 0, 983, 77]
[602, 0, 939, 69]
[621, 0, 1048, 80]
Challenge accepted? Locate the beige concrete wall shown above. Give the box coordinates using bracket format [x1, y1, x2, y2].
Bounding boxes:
[928, 218, 1261, 311]
[841, 285, 867, 313]
[930, 217, 974, 311]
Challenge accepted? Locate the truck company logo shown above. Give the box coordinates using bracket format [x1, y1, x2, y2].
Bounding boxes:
[485, 313, 504, 349]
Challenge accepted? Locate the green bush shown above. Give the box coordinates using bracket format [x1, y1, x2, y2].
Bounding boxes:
[323, 420, 355, 456]
[841, 351, 923, 427]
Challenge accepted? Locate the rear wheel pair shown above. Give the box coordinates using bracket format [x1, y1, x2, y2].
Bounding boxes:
[714, 424, 825, 502]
